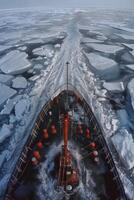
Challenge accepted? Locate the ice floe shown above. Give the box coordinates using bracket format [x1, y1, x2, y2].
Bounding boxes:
[122, 43, 134, 50]
[86, 43, 123, 54]
[12, 76, 27, 89]
[0, 74, 13, 84]
[0, 50, 31, 75]
[33, 46, 54, 58]
[81, 37, 102, 44]
[86, 53, 118, 80]
[0, 45, 11, 52]
[0, 83, 16, 107]
[103, 81, 124, 92]
[0, 124, 11, 144]
[127, 78, 134, 110]
[112, 129, 134, 170]
[120, 51, 134, 63]
[125, 65, 134, 71]
[0, 95, 22, 115]
[116, 34, 134, 40]
[54, 43, 61, 49]
[15, 98, 31, 121]
[33, 64, 43, 70]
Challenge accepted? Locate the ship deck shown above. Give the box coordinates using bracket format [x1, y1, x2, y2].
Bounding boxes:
[5, 90, 126, 200]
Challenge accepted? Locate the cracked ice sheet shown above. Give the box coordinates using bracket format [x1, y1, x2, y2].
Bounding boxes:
[0, 83, 17, 107]
[128, 78, 134, 110]
[0, 50, 31, 75]
[112, 129, 134, 170]
[85, 43, 123, 54]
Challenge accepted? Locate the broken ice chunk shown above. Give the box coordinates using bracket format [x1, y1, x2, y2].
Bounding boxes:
[15, 98, 31, 120]
[86, 43, 123, 54]
[86, 53, 119, 80]
[128, 78, 134, 111]
[0, 50, 31, 75]
[0, 124, 11, 143]
[103, 81, 124, 92]
[0, 95, 22, 115]
[33, 46, 54, 58]
[12, 76, 27, 89]
[0, 83, 17, 107]
[121, 51, 134, 63]
[112, 129, 134, 170]
[0, 74, 13, 84]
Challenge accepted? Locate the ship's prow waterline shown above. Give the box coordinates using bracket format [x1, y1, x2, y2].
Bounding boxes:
[5, 88, 127, 200]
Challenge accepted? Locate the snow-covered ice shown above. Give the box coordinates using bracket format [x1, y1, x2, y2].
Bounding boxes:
[12, 76, 27, 89]
[125, 65, 134, 71]
[0, 83, 17, 107]
[0, 50, 31, 75]
[86, 43, 123, 54]
[81, 37, 102, 43]
[33, 64, 43, 70]
[15, 98, 31, 121]
[0, 124, 11, 144]
[123, 43, 134, 50]
[127, 78, 134, 110]
[121, 51, 134, 63]
[0, 45, 11, 52]
[86, 53, 117, 70]
[33, 46, 54, 58]
[0, 95, 22, 115]
[103, 81, 124, 92]
[116, 34, 134, 40]
[0, 74, 13, 84]
[85, 53, 119, 80]
[112, 129, 134, 170]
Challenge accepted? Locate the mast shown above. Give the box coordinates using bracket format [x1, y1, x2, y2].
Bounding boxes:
[63, 116, 69, 164]
[66, 62, 69, 110]
[66, 61, 69, 92]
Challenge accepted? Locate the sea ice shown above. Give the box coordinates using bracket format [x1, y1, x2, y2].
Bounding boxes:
[128, 78, 134, 110]
[0, 45, 11, 52]
[15, 98, 31, 120]
[120, 51, 134, 63]
[112, 129, 134, 169]
[33, 46, 54, 58]
[34, 64, 43, 70]
[81, 37, 102, 44]
[125, 65, 134, 71]
[0, 95, 22, 115]
[0, 50, 31, 75]
[86, 43, 123, 54]
[12, 76, 27, 89]
[116, 34, 134, 40]
[0, 83, 16, 107]
[103, 81, 124, 92]
[0, 124, 11, 143]
[86, 53, 118, 80]
[0, 74, 13, 84]
[123, 43, 134, 50]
